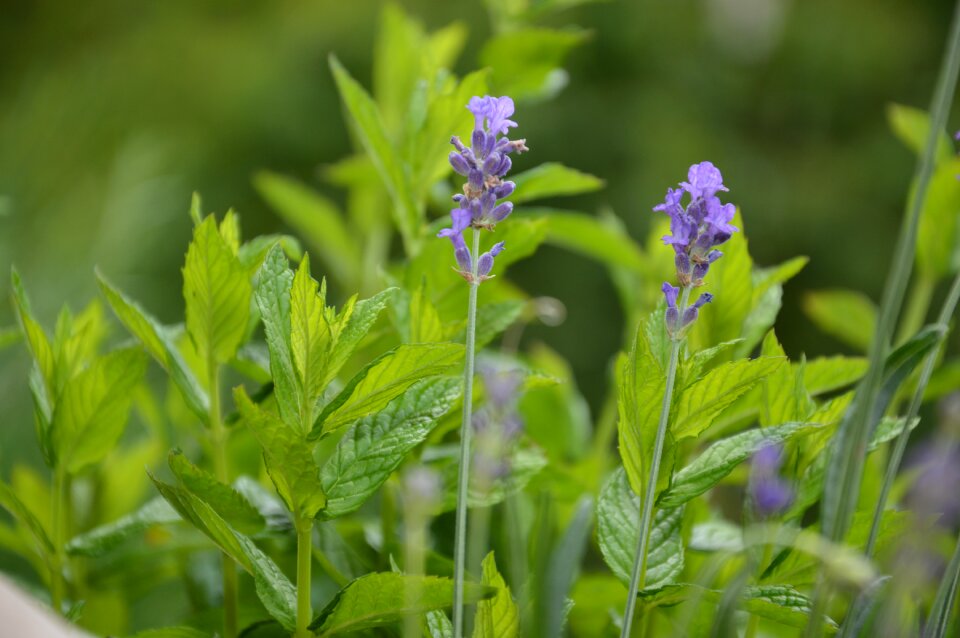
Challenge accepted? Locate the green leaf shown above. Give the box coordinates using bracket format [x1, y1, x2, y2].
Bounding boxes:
[54, 347, 147, 474]
[617, 320, 672, 498]
[480, 27, 588, 100]
[10, 268, 56, 394]
[509, 163, 604, 204]
[0, 325, 21, 351]
[326, 287, 394, 384]
[672, 356, 785, 439]
[438, 447, 547, 511]
[313, 342, 463, 437]
[320, 378, 460, 519]
[803, 356, 868, 395]
[0, 478, 55, 558]
[129, 628, 213, 638]
[426, 611, 453, 638]
[66, 497, 178, 557]
[759, 332, 814, 427]
[915, 158, 960, 277]
[528, 210, 646, 272]
[255, 245, 299, 429]
[310, 572, 494, 636]
[803, 289, 877, 352]
[658, 421, 824, 509]
[452, 300, 525, 350]
[597, 468, 683, 589]
[473, 552, 519, 638]
[410, 281, 444, 343]
[254, 171, 359, 288]
[887, 103, 954, 163]
[151, 475, 297, 630]
[183, 215, 252, 364]
[752, 256, 809, 302]
[329, 54, 420, 253]
[235, 388, 326, 520]
[168, 450, 265, 536]
[97, 271, 210, 423]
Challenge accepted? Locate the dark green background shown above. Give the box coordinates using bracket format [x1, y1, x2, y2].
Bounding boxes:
[0, 0, 955, 471]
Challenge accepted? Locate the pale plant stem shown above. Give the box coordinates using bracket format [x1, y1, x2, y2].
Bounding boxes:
[50, 464, 66, 614]
[866, 270, 960, 557]
[295, 519, 314, 638]
[403, 501, 428, 638]
[209, 363, 239, 638]
[620, 286, 689, 638]
[925, 531, 960, 638]
[452, 227, 481, 638]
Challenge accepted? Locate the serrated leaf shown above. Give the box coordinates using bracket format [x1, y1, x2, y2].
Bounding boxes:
[10, 268, 55, 394]
[759, 332, 813, 427]
[254, 171, 359, 288]
[672, 356, 785, 439]
[473, 552, 519, 638]
[326, 287, 394, 384]
[0, 478, 55, 558]
[183, 215, 252, 364]
[658, 421, 824, 509]
[426, 610, 453, 638]
[168, 450, 265, 536]
[151, 475, 297, 630]
[329, 55, 420, 253]
[235, 388, 325, 520]
[509, 163, 604, 204]
[597, 468, 683, 590]
[255, 245, 300, 429]
[313, 342, 463, 437]
[803, 289, 877, 352]
[310, 572, 494, 636]
[97, 272, 209, 423]
[54, 347, 147, 474]
[321, 378, 460, 519]
[617, 319, 672, 498]
[66, 497, 178, 557]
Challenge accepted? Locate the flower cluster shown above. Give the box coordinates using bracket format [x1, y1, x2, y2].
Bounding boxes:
[438, 96, 528, 283]
[472, 363, 524, 481]
[749, 443, 793, 518]
[654, 161, 738, 336]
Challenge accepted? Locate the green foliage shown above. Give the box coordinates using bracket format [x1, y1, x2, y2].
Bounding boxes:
[309, 572, 494, 636]
[473, 552, 520, 638]
[803, 289, 878, 352]
[510, 163, 605, 204]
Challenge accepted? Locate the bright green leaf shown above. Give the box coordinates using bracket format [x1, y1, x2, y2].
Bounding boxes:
[887, 103, 954, 163]
[803, 289, 877, 352]
[66, 497, 178, 558]
[509, 163, 604, 204]
[0, 478, 55, 558]
[473, 552, 519, 638]
[255, 245, 300, 429]
[480, 28, 588, 99]
[168, 450, 265, 536]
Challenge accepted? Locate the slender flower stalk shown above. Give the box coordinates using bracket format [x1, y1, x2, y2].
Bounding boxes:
[295, 521, 313, 638]
[866, 270, 960, 557]
[442, 95, 526, 638]
[620, 162, 736, 636]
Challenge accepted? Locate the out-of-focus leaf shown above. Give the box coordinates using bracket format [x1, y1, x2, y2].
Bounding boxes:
[659, 421, 824, 509]
[97, 272, 209, 423]
[309, 572, 494, 636]
[759, 332, 814, 427]
[452, 300, 525, 349]
[66, 497, 178, 557]
[803, 356, 868, 395]
[597, 468, 683, 589]
[437, 447, 547, 511]
[254, 171, 358, 288]
[480, 28, 588, 99]
[321, 378, 460, 519]
[887, 103, 954, 163]
[510, 163, 604, 204]
[526, 210, 645, 272]
[410, 281, 444, 343]
[0, 478, 54, 558]
[803, 289, 877, 352]
[151, 475, 297, 630]
[313, 342, 463, 436]
[54, 347, 147, 474]
[915, 158, 960, 277]
[473, 552, 519, 638]
[330, 55, 420, 253]
[183, 215, 252, 364]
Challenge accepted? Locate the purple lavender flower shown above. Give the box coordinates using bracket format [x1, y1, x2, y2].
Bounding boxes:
[749, 443, 793, 518]
[662, 282, 681, 334]
[438, 95, 527, 282]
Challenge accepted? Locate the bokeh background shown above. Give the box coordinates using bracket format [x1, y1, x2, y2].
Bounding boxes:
[1, 0, 956, 475]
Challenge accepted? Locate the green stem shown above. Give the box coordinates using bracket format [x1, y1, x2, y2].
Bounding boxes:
[925, 529, 960, 638]
[866, 271, 960, 557]
[452, 227, 482, 638]
[209, 363, 238, 638]
[620, 287, 689, 638]
[296, 520, 314, 638]
[50, 464, 66, 614]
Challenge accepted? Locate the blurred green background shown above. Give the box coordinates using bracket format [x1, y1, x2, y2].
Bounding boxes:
[1, 0, 956, 474]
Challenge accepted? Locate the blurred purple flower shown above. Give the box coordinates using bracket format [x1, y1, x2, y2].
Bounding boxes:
[471, 363, 525, 480]
[749, 442, 793, 518]
[905, 439, 960, 527]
